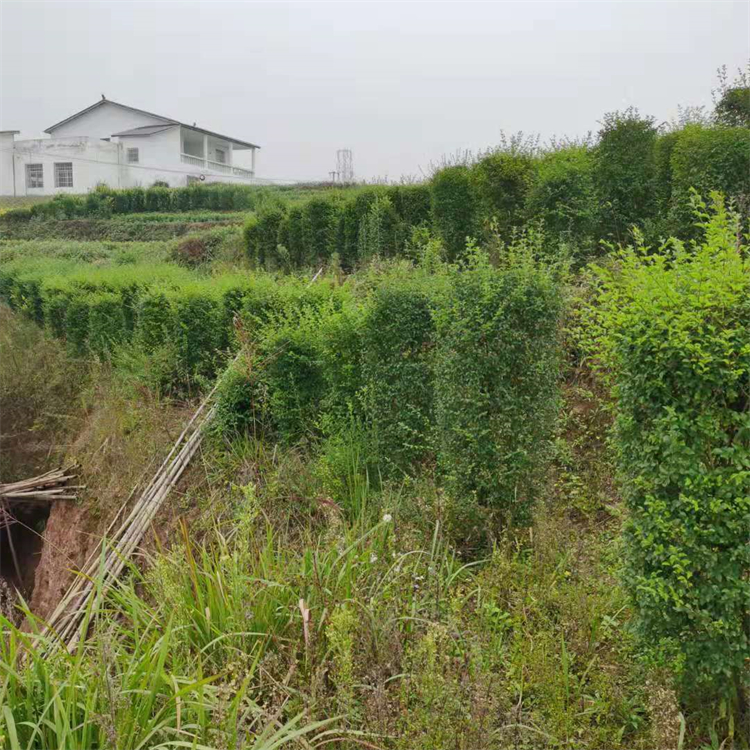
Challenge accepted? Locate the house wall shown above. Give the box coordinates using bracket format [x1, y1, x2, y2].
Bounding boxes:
[0, 133, 17, 196]
[48, 102, 168, 140]
[115, 127, 186, 188]
[10, 137, 121, 196]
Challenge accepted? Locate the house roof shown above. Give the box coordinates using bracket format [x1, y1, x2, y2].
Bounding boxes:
[111, 124, 178, 137]
[45, 97, 260, 149]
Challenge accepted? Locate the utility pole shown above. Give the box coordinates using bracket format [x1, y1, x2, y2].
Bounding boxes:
[336, 149, 353, 184]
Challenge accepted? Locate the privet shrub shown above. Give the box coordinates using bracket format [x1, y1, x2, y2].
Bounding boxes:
[244, 204, 286, 267]
[472, 151, 536, 238]
[166, 285, 223, 378]
[361, 271, 439, 474]
[430, 166, 476, 262]
[525, 146, 597, 248]
[212, 353, 269, 438]
[357, 195, 399, 261]
[136, 289, 174, 351]
[302, 196, 340, 263]
[668, 125, 750, 238]
[591, 194, 750, 704]
[434, 242, 562, 531]
[594, 108, 659, 241]
[87, 291, 128, 357]
[389, 184, 431, 227]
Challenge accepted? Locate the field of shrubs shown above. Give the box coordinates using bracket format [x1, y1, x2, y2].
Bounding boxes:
[0, 89, 749, 750]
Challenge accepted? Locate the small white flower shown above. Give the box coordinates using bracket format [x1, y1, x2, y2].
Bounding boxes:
[370, 553, 378, 564]
[382, 513, 393, 523]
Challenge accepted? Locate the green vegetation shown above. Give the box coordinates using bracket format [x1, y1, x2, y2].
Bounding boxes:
[586, 194, 750, 737]
[1, 72, 748, 748]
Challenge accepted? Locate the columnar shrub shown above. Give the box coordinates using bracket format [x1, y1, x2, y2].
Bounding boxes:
[388, 184, 432, 227]
[472, 151, 536, 237]
[594, 109, 659, 240]
[357, 195, 399, 261]
[430, 166, 476, 262]
[361, 271, 439, 474]
[591, 194, 750, 703]
[434, 243, 562, 528]
[525, 146, 597, 247]
[166, 285, 223, 377]
[302, 196, 340, 263]
[668, 125, 750, 238]
[88, 291, 128, 356]
[136, 289, 175, 351]
[244, 205, 286, 267]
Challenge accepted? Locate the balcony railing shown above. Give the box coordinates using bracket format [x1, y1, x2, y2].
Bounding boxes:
[181, 153, 204, 168]
[181, 153, 254, 179]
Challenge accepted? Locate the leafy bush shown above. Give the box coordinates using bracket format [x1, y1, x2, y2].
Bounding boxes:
[433, 241, 562, 533]
[244, 204, 286, 267]
[430, 166, 476, 261]
[361, 270, 439, 474]
[668, 125, 750, 238]
[525, 146, 597, 249]
[302, 195, 340, 263]
[357, 194, 400, 261]
[472, 150, 536, 237]
[589, 194, 750, 706]
[594, 109, 659, 241]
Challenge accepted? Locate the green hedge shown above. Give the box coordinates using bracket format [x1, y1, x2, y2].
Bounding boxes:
[594, 109, 659, 241]
[667, 125, 750, 238]
[590, 194, 750, 702]
[433, 247, 562, 528]
[361, 271, 439, 474]
[472, 151, 536, 237]
[430, 166, 476, 262]
[525, 146, 597, 246]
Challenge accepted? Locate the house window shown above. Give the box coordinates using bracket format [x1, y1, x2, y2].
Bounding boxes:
[54, 162, 73, 188]
[26, 163, 44, 189]
[126, 147, 139, 164]
[215, 148, 225, 164]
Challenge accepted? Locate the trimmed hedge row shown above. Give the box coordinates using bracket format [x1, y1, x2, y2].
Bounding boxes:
[0, 218, 241, 242]
[218, 248, 562, 533]
[1, 184, 267, 222]
[245, 185, 431, 270]
[243, 122, 749, 268]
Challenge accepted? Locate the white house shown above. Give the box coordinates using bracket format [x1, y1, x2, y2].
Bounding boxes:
[0, 97, 262, 196]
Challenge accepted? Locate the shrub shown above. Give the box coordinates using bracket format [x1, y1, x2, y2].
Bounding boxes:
[145, 187, 174, 213]
[472, 150, 536, 237]
[357, 195, 400, 261]
[668, 125, 750, 238]
[388, 184, 432, 227]
[302, 196, 340, 263]
[212, 352, 269, 438]
[430, 166, 476, 262]
[589, 194, 750, 707]
[166, 284, 223, 378]
[434, 242, 562, 533]
[361, 271, 439, 474]
[88, 291, 128, 357]
[594, 108, 659, 241]
[136, 288, 175, 352]
[525, 146, 597, 248]
[244, 204, 286, 267]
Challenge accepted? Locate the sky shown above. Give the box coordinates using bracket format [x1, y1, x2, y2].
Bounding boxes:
[1, 1, 748, 182]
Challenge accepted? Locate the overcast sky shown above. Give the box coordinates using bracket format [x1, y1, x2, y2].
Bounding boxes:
[1, 1, 747, 182]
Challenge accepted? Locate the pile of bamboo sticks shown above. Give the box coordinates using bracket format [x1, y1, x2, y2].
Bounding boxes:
[0, 466, 82, 504]
[1, 466, 81, 589]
